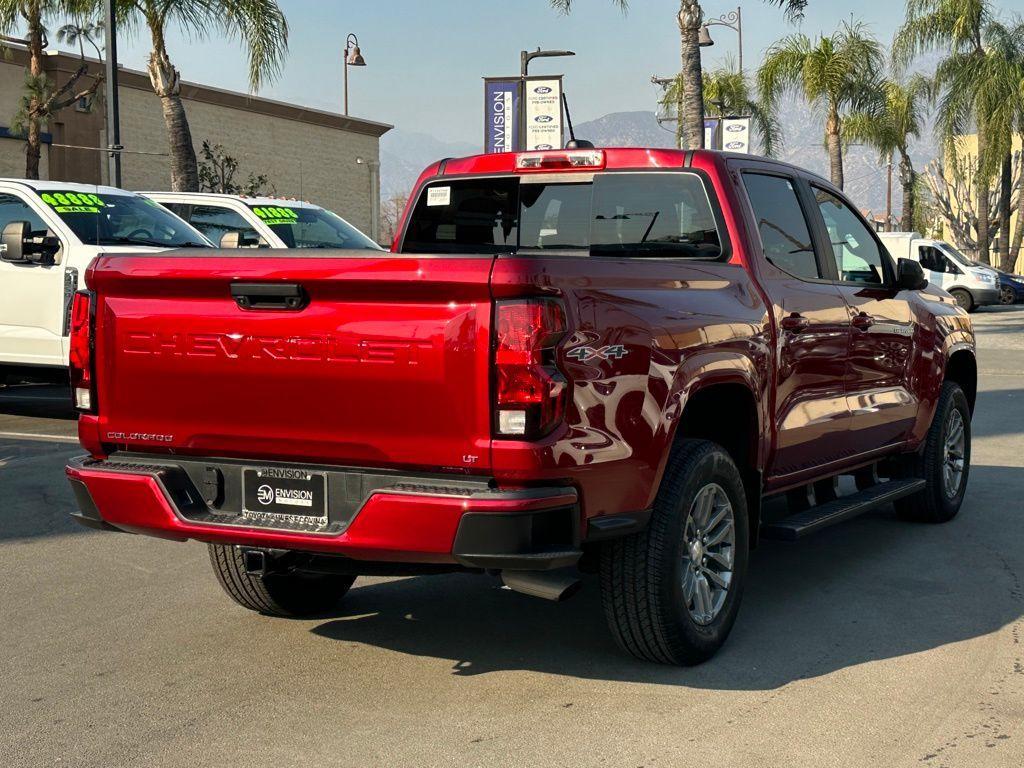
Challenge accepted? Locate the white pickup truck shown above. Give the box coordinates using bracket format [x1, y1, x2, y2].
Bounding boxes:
[878, 232, 1000, 313]
[0, 179, 211, 383]
[142, 192, 382, 251]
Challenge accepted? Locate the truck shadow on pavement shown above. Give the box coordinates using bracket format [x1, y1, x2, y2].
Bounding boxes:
[311, 463, 1024, 690]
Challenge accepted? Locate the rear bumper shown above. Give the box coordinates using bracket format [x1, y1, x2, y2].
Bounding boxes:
[65, 456, 581, 570]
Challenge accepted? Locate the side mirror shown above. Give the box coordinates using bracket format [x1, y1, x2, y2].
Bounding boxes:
[1, 221, 29, 262]
[897, 257, 929, 291]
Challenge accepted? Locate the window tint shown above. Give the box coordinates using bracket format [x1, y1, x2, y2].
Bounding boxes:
[404, 178, 519, 253]
[183, 205, 260, 247]
[742, 174, 820, 279]
[590, 173, 721, 259]
[0, 193, 49, 238]
[517, 183, 591, 251]
[814, 187, 886, 284]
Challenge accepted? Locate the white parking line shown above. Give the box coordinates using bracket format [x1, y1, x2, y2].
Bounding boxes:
[0, 431, 79, 444]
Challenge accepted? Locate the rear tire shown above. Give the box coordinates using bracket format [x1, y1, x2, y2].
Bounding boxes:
[894, 382, 971, 523]
[600, 440, 749, 666]
[208, 544, 355, 617]
[950, 289, 975, 313]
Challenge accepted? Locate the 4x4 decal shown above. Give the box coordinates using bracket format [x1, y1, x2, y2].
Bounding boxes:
[566, 344, 629, 362]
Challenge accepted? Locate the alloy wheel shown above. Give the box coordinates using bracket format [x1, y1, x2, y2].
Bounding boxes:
[681, 483, 735, 625]
[942, 408, 966, 499]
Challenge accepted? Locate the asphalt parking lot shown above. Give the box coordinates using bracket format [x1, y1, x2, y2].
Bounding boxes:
[2, 308, 1023, 768]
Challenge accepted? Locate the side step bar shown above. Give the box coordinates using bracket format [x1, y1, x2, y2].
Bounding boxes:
[760, 478, 926, 541]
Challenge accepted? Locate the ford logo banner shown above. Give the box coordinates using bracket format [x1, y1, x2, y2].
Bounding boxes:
[534, 86, 553, 94]
[535, 115, 554, 123]
[726, 124, 745, 132]
[725, 141, 746, 150]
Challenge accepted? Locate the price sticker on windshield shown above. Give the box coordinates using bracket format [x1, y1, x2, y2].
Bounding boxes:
[40, 191, 106, 214]
[427, 186, 451, 207]
[252, 206, 299, 226]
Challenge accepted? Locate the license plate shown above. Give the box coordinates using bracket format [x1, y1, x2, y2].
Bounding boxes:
[242, 467, 327, 524]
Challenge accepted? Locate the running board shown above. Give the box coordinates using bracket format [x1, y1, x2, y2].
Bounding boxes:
[760, 478, 926, 541]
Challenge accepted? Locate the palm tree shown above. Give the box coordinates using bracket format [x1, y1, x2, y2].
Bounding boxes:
[894, 0, 996, 263]
[553, 0, 706, 150]
[114, 0, 289, 191]
[928, 20, 1024, 268]
[1, 0, 100, 178]
[757, 21, 883, 190]
[662, 59, 780, 155]
[843, 76, 932, 230]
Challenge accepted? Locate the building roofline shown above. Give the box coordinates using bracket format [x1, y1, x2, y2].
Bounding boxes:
[1, 44, 392, 138]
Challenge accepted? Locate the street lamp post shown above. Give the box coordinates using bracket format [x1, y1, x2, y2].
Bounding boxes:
[699, 6, 743, 74]
[518, 48, 575, 151]
[343, 33, 366, 116]
[103, 0, 122, 186]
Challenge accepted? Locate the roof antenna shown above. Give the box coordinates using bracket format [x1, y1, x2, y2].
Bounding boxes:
[562, 91, 594, 150]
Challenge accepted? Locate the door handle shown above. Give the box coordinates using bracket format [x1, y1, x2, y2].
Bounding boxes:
[780, 313, 810, 333]
[230, 282, 308, 310]
[851, 312, 874, 331]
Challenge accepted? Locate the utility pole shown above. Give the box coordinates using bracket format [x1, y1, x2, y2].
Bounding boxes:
[103, 0, 122, 187]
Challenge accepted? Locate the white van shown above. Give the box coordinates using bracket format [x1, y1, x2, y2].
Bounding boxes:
[878, 231, 999, 312]
[0, 179, 211, 383]
[141, 192, 382, 251]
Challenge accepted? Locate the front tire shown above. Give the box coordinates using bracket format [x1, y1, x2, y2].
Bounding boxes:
[208, 544, 355, 617]
[1000, 285, 1015, 305]
[950, 289, 975, 313]
[600, 440, 749, 665]
[894, 382, 971, 523]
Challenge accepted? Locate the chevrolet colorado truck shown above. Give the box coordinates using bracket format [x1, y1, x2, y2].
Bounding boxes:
[65, 148, 976, 665]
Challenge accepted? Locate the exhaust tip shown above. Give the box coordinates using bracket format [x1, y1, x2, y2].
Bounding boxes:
[501, 569, 581, 602]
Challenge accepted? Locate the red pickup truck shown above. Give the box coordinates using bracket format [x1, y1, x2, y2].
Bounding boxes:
[66, 148, 976, 665]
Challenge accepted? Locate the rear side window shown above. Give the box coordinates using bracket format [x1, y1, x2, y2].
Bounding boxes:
[591, 173, 721, 259]
[403, 172, 723, 260]
[742, 173, 821, 280]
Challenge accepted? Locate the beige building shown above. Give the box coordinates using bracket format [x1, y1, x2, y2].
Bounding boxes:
[0, 44, 391, 237]
[943, 133, 1023, 272]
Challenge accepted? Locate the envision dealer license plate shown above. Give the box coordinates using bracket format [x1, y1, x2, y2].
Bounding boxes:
[242, 467, 327, 525]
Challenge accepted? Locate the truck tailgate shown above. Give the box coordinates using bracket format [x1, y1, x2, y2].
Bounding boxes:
[89, 253, 495, 471]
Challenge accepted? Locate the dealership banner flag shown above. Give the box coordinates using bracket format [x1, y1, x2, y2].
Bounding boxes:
[722, 117, 752, 154]
[523, 77, 563, 151]
[484, 78, 520, 154]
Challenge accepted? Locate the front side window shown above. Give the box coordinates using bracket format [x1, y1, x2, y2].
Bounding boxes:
[403, 172, 723, 259]
[248, 205, 380, 250]
[813, 187, 886, 285]
[0, 193, 49, 237]
[919, 245, 949, 273]
[33, 190, 209, 248]
[182, 204, 261, 246]
[742, 173, 821, 280]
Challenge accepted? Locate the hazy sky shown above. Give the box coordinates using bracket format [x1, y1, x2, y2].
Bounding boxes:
[41, 0, 1024, 145]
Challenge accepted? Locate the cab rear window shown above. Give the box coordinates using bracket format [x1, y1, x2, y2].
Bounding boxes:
[402, 172, 723, 259]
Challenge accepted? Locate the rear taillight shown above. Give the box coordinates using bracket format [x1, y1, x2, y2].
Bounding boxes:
[493, 299, 568, 438]
[69, 290, 95, 412]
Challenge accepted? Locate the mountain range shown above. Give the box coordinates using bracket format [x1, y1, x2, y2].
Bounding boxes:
[380, 103, 940, 216]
